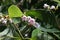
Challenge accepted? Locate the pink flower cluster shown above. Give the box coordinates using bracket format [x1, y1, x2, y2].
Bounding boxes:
[21, 15, 40, 28]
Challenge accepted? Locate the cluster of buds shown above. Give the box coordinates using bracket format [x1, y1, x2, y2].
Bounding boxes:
[43, 4, 58, 10]
[21, 15, 40, 28]
[0, 13, 13, 24]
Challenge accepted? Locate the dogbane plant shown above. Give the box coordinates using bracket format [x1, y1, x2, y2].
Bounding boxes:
[0, 4, 60, 40]
[0, 5, 41, 40]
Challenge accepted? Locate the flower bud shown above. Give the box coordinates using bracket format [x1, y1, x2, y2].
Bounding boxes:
[50, 5, 55, 9]
[43, 4, 49, 8]
[1, 18, 4, 21]
[33, 22, 40, 28]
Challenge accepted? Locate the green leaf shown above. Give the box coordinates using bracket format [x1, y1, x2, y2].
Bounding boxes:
[7, 30, 13, 37]
[26, 10, 43, 21]
[53, 0, 60, 6]
[31, 29, 42, 40]
[40, 27, 60, 33]
[0, 28, 9, 37]
[12, 18, 20, 24]
[8, 5, 23, 17]
[43, 32, 54, 40]
[32, 29, 42, 37]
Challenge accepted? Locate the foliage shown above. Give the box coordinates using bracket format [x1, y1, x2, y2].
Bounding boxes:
[8, 5, 23, 17]
[0, 0, 60, 40]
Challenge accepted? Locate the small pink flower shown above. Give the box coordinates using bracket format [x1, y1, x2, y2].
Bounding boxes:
[28, 18, 35, 25]
[21, 15, 27, 21]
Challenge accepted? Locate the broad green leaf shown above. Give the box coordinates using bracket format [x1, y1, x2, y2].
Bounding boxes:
[43, 33, 54, 40]
[40, 27, 60, 33]
[31, 29, 42, 40]
[8, 5, 23, 17]
[0, 28, 9, 37]
[26, 10, 43, 21]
